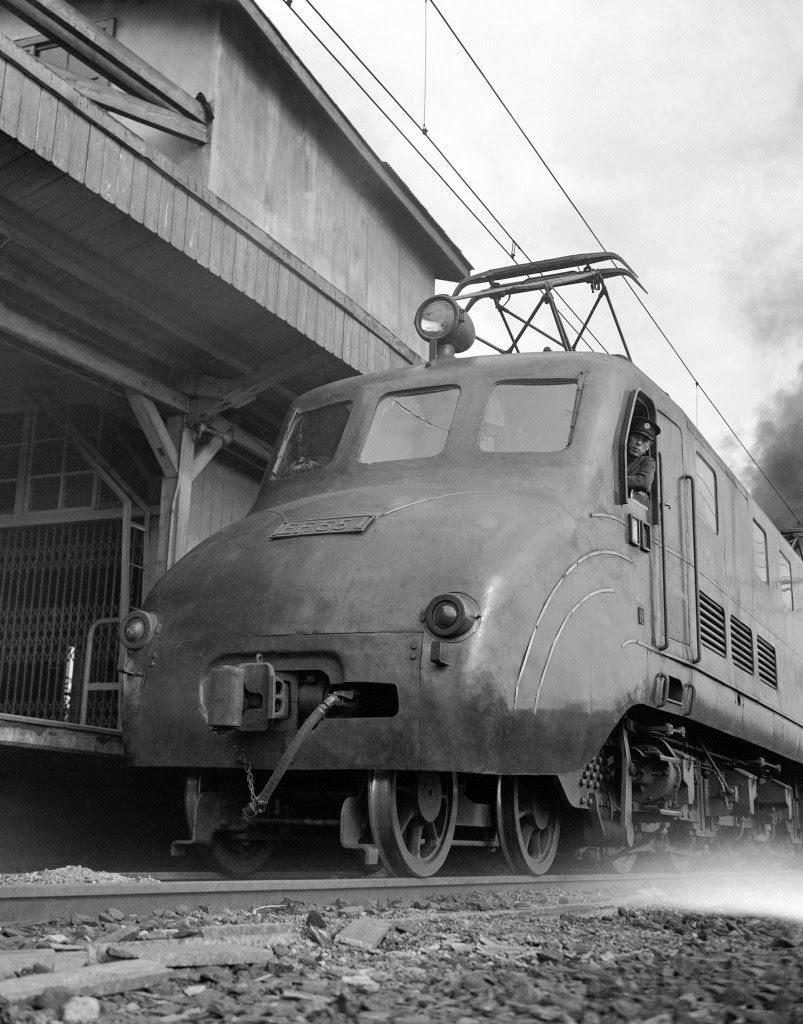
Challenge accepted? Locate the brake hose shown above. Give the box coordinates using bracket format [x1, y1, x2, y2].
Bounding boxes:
[240, 691, 347, 825]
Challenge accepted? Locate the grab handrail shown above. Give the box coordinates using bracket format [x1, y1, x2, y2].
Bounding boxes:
[79, 617, 122, 728]
[681, 474, 702, 664]
[656, 453, 669, 650]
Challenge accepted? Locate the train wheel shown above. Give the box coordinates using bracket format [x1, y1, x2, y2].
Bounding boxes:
[185, 773, 272, 877]
[496, 776, 561, 875]
[608, 849, 638, 874]
[209, 832, 273, 877]
[183, 774, 202, 832]
[367, 770, 458, 877]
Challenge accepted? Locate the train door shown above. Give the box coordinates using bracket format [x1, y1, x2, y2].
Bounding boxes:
[654, 411, 692, 656]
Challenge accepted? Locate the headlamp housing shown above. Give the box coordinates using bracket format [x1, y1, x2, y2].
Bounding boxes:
[414, 295, 475, 359]
[120, 609, 159, 651]
[423, 593, 480, 639]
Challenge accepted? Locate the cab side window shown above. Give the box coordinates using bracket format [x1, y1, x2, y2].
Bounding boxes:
[623, 397, 659, 517]
[752, 521, 769, 584]
[695, 454, 718, 533]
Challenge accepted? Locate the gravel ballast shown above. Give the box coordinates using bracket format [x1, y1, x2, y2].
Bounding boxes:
[0, 872, 801, 1023]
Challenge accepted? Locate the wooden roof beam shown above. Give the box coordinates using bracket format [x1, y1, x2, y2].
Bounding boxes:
[127, 392, 179, 476]
[70, 77, 208, 144]
[128, 393, 227, 481]
[189, 349, 331, 420]
[0, 294, 190, 411]
[0, 304, 272, 462]
[0, 194, 249, 375]
[36, 390, 149, 511]
[0, 0, 210, 124]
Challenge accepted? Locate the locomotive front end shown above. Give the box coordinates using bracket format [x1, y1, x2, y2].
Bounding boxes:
[121, 254, 659, 877]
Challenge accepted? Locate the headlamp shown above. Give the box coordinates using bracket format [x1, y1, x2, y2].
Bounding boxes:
[120, 609, 159, 651]
[414, 295, 475, 358]
[423, 593, 479, 639]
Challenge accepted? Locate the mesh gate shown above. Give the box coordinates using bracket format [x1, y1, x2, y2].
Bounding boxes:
[0, 519, 143, 727]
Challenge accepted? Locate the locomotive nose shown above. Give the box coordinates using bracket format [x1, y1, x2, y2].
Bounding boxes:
[140, 484, 559, 643]
[124, 481, 591, 778]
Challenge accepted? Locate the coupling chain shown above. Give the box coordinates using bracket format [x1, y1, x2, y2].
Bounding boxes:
[237, 751, 259, 807]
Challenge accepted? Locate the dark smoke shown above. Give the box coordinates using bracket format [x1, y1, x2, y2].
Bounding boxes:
[747, 359, 803, 534]
[738, 217, 803, 535]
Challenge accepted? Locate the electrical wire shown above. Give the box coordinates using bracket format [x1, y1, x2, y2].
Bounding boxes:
[284, 0, 611, 355]
[422, 0, 428, 132]
[298, 0, 520, 258]
[427, 0, 802, 527]
[280, 1, 509, 257]
[284, 0, 799, 524]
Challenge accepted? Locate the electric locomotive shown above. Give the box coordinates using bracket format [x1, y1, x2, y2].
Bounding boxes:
[120, 253, 803, 876]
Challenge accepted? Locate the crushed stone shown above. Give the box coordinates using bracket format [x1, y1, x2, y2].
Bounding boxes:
[0, 879, 801, 1022]
[0, 867, 160, 887]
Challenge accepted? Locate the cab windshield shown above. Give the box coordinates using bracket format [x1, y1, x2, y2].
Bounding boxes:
[359, 387, 460, 464]
[271, 402, 351, 478]
[479, 381, 578, 452]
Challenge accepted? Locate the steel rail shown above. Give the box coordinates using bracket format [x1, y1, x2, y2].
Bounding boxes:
[0, 870, 766, 924]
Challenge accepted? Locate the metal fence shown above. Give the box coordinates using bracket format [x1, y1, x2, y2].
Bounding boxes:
[0, 518, 144, 729]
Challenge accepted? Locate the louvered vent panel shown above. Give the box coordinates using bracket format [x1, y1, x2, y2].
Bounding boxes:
[730, 616, 754, 674]
[699, 592, 726, 656]
[757, 636, 777, 688]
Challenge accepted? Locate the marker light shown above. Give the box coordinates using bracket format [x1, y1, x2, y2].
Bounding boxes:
[423, 593, 479, 639]
[120, 610, 159, 651]
[432, 601, 459, 630]
[414, 295, 475, 358]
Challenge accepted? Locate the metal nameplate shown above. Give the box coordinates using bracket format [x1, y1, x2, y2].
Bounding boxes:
[271, 515, 375, 538]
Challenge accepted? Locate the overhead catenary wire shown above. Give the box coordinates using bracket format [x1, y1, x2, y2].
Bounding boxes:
[280, 1, 510, 261]
[283, 0, 611, 355]
[297, 0, 521, 253]
[427, 0, 802, 528]
[422, 0, 428, 132]
[281, 0, 800, 526]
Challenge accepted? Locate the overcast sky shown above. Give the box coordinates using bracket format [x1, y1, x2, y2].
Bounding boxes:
[259, 1, 802, 526]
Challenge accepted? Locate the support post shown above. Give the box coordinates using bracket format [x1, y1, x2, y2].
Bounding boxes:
[170, 425, 196, 566]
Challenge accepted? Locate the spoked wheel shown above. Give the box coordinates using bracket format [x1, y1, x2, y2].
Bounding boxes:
[367, 770, 458, 877]
[496, 776, 562, 875]
[209, 831, 273, 877]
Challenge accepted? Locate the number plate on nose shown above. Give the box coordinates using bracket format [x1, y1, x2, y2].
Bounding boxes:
[271, 515, 375, 538]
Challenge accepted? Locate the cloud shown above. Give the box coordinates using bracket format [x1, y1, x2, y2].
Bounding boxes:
[733, 228, 803, 349]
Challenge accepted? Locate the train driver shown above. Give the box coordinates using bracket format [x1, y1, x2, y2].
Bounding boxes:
[283, 417, 331, 476]
[627, 418, 660, 503]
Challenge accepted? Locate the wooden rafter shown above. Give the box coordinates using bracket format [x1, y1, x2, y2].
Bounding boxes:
[67, 77, 208, 144]
[1, 0, 210, 141]
[128, 393, 226, 483]
[127, 392, 178, 476]
[0, 298, 272, 461]
[191, 349, 332, 420]
[0, 294, 190, 411]
[0, 192, 250, 374]
[35, 390, 149, 512]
